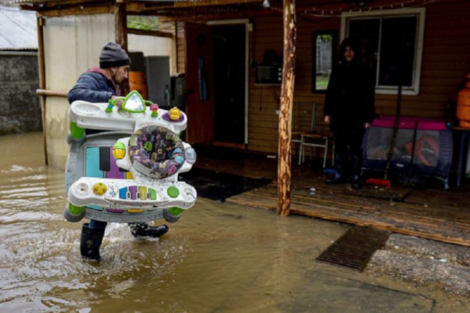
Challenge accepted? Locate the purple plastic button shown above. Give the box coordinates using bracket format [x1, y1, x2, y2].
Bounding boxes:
[106, 208, 124, 213]
[129, 185, 137, 200]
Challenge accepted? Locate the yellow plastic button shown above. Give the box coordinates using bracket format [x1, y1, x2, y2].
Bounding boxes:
[127, 209, 144, 213]
[93, 182, 107, 195]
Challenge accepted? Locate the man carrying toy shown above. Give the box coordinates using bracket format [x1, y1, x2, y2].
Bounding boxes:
[68, 42, 169, 261]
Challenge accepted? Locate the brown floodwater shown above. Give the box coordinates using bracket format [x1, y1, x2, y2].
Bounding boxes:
[1, 132, 470, 313]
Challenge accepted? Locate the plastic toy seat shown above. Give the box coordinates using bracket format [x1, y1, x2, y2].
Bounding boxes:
[128, 125, 185, 178]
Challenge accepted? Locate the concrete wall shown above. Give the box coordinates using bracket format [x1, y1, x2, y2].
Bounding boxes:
[0, 52, 41, 135]
[42, 14, 174, 169]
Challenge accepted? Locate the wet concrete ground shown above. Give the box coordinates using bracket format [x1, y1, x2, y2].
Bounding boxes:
[1, 132, 470, 313]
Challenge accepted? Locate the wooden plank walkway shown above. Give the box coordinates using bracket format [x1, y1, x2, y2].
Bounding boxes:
[194, 145, 470, 247]
[226, 180, 470, 247]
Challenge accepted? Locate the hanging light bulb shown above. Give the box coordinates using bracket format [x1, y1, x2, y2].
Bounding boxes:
[262, 0, 270, 8]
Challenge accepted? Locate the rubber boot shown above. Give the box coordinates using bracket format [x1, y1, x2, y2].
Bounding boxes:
[80, 223, 105, 261]
[129, 223, 169, 239]
[326, 153, 345, 184]
[352, 155, 363, 189]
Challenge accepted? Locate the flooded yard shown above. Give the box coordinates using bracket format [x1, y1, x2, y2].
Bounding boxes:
[1, 132, 470, 313]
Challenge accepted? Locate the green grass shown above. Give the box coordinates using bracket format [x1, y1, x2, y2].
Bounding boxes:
[127, 16, 160, 31]
[315, 74, 330, 90]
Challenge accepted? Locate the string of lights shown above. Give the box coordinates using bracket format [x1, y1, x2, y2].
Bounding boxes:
[153, 0, 442, 21]
[264, 0, 441, 17]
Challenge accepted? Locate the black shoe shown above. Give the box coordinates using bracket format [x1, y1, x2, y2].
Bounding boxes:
[130, 223, 169, 239]
[352, 176, 363, 189]
[80, 223, 105, 261]
[326, 173, 344, 184]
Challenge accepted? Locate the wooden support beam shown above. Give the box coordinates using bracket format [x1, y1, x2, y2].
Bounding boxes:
[127, 28, 173, 39]
[276, 0, 296, 217]
[174, 21, 179, 72]
[114, 2, 130, 95]
[174, 0, 261, 8]
[36, 16, 48, 166]
[115, 2, 128, 51]
[36, 5, 113, 18]
[36, 89, 69, 97]
[125, 2, 175, 13]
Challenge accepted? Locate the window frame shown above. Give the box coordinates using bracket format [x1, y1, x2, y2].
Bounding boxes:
[341, 8, 426, 96]
[312, 30, 337, 94]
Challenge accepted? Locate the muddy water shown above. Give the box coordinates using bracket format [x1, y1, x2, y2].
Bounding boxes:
[1, 132, 470, 313]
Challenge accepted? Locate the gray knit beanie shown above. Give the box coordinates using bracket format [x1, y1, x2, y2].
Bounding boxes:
[99, 42, 130, 68]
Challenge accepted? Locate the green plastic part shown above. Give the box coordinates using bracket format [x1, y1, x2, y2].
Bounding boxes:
[120, 90, 146, 113]
[105, 98, 118, 113]
[70, 122, 85, 140]
[114, 142, 126, 150]
[148, 188, 157, 200]
[167, 186, 180, 198]
[168, 207, 184, 216]
[68, 203, 85, 216]
[144, 141, 153, 151]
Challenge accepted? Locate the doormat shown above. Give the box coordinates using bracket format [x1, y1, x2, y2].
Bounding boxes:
[178, 167, 272, 202]
[316, 226, 391, 272]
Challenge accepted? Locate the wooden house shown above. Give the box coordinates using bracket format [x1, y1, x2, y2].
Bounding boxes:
[15, 0, 470, 243]
[17, 0, 470, 167]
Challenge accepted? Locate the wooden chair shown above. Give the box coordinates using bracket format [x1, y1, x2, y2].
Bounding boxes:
[295, 102, 333, 168]
[292, 103, 315, 164]
[291, 108, 304, 164]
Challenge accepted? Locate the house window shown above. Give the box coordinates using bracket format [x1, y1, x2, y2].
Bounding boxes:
[341, 8, 425, 95]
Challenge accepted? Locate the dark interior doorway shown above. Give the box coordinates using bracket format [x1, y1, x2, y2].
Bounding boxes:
[213, 25, 246, 144]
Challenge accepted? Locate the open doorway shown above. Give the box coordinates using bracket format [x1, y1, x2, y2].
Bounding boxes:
[212, 24, 246, 146]
[185, 21, 247, 147]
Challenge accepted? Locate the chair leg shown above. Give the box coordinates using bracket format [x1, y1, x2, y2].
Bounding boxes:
[332, 143, 335, 166]
[298, 137, 303, 165]
[323, 139, 328, 168]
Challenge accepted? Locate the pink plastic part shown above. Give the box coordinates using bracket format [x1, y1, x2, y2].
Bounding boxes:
[371, 115, 447, 130]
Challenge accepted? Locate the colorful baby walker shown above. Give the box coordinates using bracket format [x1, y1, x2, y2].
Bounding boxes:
[64, 90, 197, 224]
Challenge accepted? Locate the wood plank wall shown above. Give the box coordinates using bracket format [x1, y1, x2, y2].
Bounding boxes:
[175, 21, 185, 73]
[248, 14, 337, 154]
[177, 1, 470, 156]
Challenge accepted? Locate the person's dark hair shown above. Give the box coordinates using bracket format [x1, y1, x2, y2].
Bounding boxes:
[339, 37, 361, 64]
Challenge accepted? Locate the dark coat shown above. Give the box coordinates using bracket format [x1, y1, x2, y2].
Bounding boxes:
[324, 62, 376, 132]
[67, 66, 120, 104]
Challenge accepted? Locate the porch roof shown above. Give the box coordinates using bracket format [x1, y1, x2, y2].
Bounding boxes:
[14, 0, 273, 20]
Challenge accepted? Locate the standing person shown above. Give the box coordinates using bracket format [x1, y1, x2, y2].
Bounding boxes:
[68, 42, 169, 261]
[323, 37, 376, 189]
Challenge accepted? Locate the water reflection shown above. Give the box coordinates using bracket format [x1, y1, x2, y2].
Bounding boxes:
[0, 132, 467, 313]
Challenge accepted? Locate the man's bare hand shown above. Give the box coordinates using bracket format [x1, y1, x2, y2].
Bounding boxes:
[111, 96, 123, 108]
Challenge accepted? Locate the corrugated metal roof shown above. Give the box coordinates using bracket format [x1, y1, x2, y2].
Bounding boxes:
[11, 0, 100, 3]
[0, 5, 37, 50]
[11, 0, 62, 3]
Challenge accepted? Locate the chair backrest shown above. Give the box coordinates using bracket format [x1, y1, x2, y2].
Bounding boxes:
[309, 102, 318, 133]
[293, 102, 317, 133]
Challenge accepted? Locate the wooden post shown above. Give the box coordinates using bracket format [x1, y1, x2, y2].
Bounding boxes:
[276, 0, 297, 216]
[37, 15, 48, 166]
[174, 21, 179, 73]
[114, 2, 129, 94]
[114, 2, 127, 50]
